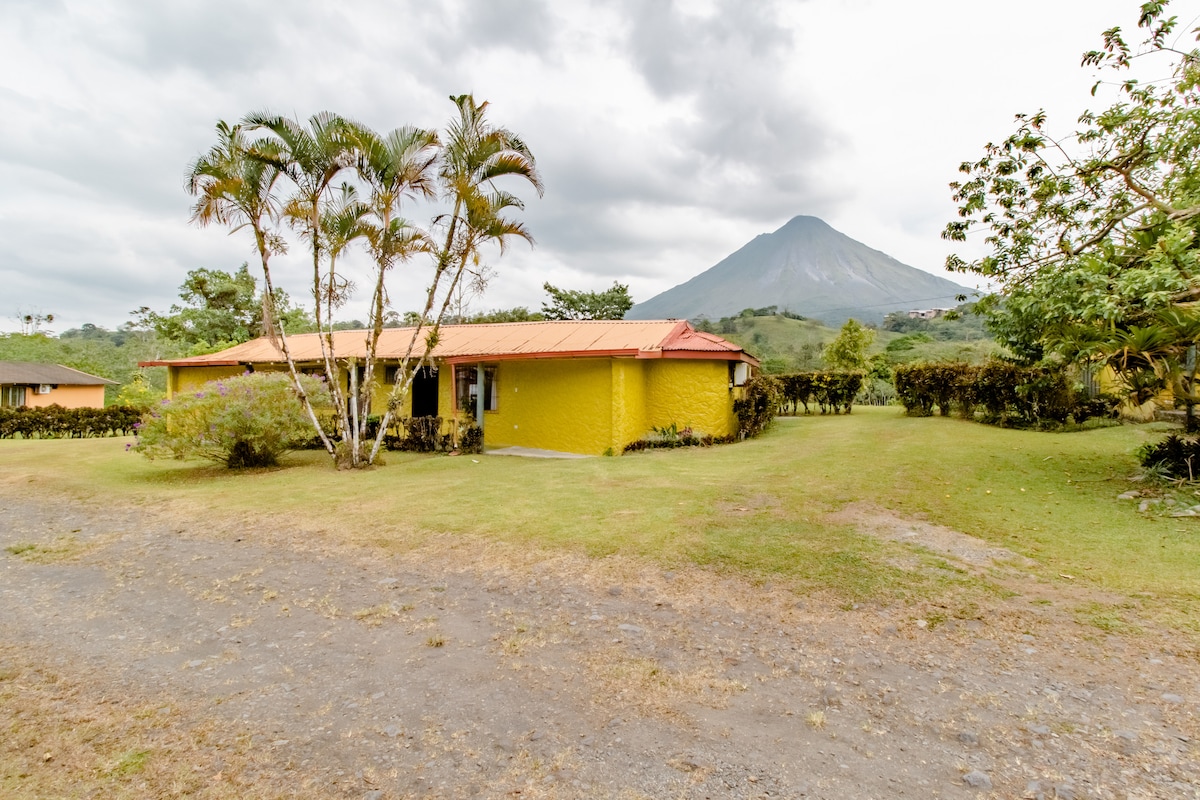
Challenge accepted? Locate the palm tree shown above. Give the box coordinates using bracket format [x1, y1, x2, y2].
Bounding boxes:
[243, 111, 363, 462]
[186, 121, 337, 455]
[186, 121, 281, 335]
[310, 182, 371, 431]
[368, 95, 543, 463]
[350, 124, 440, 464]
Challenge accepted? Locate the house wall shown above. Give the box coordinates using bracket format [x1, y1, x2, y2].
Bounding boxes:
[610, 358, 648, 450]
[479, 357, 735, 455]
[483, 358, 614, 454]
[24, 385, 107, 410]
[643, 359, 738, 439]
[167, 356, 739, 455]
[170, 365, 245, 396]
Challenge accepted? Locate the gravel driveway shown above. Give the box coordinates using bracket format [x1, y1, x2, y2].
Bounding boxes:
[2, 485, 1197, 799]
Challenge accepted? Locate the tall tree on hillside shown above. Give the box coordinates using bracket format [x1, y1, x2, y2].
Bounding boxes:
[130, 265, 311, 354]
[132, 265, 258, 350]
[943, 2, 1200, 423]
[823, 318, 874, 371]
[541, 281, 633, 320]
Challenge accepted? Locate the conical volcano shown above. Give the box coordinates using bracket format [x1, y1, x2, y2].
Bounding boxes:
[626, 216, 970, 324]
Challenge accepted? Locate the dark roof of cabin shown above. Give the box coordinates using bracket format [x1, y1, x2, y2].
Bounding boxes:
[0, 362, 118, 386]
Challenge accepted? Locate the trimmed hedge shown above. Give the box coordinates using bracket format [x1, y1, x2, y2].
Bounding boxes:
[0, 404, 143, 439]
[893, 361, 1120, 428]
[777, 371, 864, 415]
[622, 432, 737, 453]
[734, 375, 782, 438]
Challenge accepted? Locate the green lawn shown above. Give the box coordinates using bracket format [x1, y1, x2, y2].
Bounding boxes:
[3, 407, 1195, 620]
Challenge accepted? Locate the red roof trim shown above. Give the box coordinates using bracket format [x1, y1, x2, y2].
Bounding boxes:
[139, 321, 758, 368]
[138, 360, 244, 367]
[444, 349, 637, 364]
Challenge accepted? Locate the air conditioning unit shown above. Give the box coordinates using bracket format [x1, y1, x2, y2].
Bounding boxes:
[36, 384, 53, 395]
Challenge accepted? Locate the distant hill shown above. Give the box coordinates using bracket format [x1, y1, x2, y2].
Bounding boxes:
[627, 216, 971, 325]
[699, 308, 998, 374]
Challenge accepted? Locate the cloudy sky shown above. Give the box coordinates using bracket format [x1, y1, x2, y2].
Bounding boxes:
[0, 0, 1182, 333]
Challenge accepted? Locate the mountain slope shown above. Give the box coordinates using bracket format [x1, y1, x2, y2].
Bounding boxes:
[627, 216, 970, 324]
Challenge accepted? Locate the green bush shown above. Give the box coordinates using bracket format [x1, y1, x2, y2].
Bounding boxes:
[895, 360, 1103, 429]
[0, 405, 143, 439]
[777, 371, 863, 415]
[734, 375, 781, 438]
[1137, 433, 1200, 481]
[458, 424, 483, 454]
[396, 416, 444, 452]
[622, 432, 736, 453]
[133, 372, 328, 468]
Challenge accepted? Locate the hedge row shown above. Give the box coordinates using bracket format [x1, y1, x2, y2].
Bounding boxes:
[893, 361, 1119, 427]
[622, 433, 737, 453]
[776, 371, 864, 415]
[0, 404, 144, 439]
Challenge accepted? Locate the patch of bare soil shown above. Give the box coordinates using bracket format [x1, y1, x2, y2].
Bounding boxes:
[2, 486, 1198, 799]
[829, 502, 1037, 570]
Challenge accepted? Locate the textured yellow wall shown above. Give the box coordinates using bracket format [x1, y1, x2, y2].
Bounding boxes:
[610, 358, 647, 450]
[170, 366, 244, 396]
[482, 357, 733, 454]
[644, 359, 737, 439]
[24, 385, 107, 409]
[484, 358, 614, 454]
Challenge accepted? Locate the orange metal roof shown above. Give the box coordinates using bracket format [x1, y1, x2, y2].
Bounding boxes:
[141, 320, 759, 368]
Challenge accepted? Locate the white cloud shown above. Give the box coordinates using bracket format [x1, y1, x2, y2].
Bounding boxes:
[0, 0, 1153, 330]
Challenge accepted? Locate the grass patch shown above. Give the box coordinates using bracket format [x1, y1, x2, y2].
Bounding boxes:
[2, 408, 1197, 619]
[0, 644, 327, 799]
[101, 749, 150, 778]
[4, 537, 90, 564]
[1074, 601, 1139, 634]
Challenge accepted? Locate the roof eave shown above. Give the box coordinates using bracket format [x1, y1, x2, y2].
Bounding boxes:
[138, 360, 245, 368]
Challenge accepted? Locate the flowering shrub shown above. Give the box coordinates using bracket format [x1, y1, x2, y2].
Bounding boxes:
[133, 372, 329, 468]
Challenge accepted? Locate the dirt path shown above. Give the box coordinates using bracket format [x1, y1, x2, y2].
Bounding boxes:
[2, 486, 1198, 799]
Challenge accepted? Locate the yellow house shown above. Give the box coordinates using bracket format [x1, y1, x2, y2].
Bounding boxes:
[0, 362, 116, 408]
[143, 320, 759, 455]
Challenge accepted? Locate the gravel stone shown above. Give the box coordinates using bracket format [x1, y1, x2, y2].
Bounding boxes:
[962, 770, 992, 789]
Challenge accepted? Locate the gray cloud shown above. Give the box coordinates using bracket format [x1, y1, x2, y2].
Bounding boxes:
[458, 0, 554, 54]
[2, 0, 1137, 332]
[103, 2, 284, 77]
[618, 0, 838, 210]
